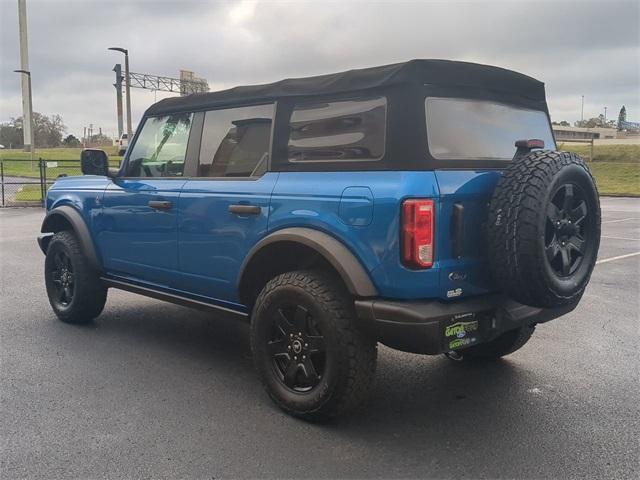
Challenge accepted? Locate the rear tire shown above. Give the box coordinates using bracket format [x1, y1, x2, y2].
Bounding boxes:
[250, 270, 377, 421]
[445, 325, 535, 362]
[44, 231, 107, 324]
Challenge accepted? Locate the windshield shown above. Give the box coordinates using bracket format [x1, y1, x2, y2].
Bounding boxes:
[425, 97, 555, 161]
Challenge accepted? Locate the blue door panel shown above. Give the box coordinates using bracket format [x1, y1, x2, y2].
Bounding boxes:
[176, 172, 279, 302]
[97, 179, 186, 286]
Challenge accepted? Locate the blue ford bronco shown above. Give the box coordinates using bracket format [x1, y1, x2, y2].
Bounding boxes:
[38, 60, 601, 420]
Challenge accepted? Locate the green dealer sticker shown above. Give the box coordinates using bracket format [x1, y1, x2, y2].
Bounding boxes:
[444, 314, 480, 350]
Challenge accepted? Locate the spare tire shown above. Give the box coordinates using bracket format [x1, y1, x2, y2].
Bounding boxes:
[487, 150, 601, 308]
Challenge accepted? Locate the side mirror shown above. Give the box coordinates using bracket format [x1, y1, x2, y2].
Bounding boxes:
[81, 149, 109, 176]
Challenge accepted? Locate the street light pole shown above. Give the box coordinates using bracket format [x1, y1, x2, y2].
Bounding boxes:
[604, 106, 607, 124]
[109, 47, 132, 139]
[14, 69, 34, 166]
[581, 95, 584, 123]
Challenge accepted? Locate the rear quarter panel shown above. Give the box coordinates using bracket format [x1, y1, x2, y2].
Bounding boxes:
[269, 171, 441, 299]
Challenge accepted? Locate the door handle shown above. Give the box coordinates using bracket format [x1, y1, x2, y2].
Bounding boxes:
[148, 200, 173, 210]
[229, 204, 261, 215]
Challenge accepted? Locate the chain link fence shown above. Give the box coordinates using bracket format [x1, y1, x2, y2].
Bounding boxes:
[0, 159, 83, 206]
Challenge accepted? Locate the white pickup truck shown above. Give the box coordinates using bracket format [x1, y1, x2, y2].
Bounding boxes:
[116, 133, 128, 156]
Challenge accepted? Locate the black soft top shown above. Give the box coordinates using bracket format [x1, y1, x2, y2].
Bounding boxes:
[146, 59, 545, 116]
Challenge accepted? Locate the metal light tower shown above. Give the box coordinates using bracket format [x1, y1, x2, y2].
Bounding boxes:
[17, 0, 33, 152]
[109, 47, 132, 139]
[112, 64, 124, 139]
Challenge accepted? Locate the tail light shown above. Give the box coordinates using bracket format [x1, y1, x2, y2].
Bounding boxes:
[402, 199, 434, 268]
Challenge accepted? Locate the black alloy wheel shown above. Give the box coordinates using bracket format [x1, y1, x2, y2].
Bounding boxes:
[545, 182, 590, 277]
[50, 249, 75, 307]
[269, 304, 326, 392]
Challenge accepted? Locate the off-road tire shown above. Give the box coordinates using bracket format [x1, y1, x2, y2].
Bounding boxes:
[250, 270, 377, 421]
[44, 231, 107, 324]
[445, 325, 535, 362]
[487, 151, 600, 308]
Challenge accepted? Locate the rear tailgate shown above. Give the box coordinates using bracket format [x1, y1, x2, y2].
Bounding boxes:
[425, 97, 555, 301]
[435, 170, 501, 300]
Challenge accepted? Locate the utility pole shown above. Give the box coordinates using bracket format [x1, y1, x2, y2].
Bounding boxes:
[109, 47, 132, 139]
[113, 64, 124, 139]
[581, 95, 584, 123]
[13, 70, 34, 168]
[604, 106, 607, 124]
[17, 0, 33, 153]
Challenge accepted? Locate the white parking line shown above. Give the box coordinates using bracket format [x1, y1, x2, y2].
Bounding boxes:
[601, 235, 640, 242]
[601, 217, 638, 224]
[596, 251, 640, 265]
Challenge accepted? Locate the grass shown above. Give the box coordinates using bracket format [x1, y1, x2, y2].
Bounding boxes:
[556, 143, 640, 163]
[589, 162, 640, 196]
[13, 184, 43, 202]
[1, 147, 122, 178]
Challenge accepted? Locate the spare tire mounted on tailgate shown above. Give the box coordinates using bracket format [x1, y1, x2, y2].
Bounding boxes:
[488, 150, 601, 308]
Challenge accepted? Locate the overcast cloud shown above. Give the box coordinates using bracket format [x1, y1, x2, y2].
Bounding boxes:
[1, 0, 638, 138]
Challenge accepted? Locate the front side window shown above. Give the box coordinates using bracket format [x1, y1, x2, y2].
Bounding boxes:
[288, 96, 387, 162]
[199, 104, 274, 177]
[126, 113, 193, 177]
[425, 98, 555, 161]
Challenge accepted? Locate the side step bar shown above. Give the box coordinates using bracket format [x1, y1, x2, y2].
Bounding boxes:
[101, 277, 249, 321]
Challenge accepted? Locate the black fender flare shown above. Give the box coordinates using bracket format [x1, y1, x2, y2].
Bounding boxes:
[239, 227, 378, 298]
[40, 205, 102, 271]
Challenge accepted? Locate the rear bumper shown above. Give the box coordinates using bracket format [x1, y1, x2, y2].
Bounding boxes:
[355, 294, 578, 354]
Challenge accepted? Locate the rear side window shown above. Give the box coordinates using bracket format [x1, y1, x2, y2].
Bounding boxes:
[425, 98, 555, 161]
[199, 104, 274, 177]
[288, 96, 386, 162]
[126, 113, 193, 177]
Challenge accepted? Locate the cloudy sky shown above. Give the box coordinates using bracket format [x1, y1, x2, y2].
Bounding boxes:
[1, 0, 638, 138]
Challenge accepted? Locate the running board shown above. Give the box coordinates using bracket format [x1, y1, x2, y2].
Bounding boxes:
[101, 277, 249, 321]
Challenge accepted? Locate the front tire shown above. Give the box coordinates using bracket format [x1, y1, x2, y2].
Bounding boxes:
[250, 270, 377, 421]
[44, 231, 107, 324]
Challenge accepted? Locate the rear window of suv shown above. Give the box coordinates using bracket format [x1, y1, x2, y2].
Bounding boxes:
[425, 97, 555, 161]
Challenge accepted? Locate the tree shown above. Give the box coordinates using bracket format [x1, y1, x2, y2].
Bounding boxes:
[0, 122, 23, 149]
[62, 134, 81, 147]
[574, 116, 615, 129]
[618, 105, 627, 130]
[12, 112, 67, 148]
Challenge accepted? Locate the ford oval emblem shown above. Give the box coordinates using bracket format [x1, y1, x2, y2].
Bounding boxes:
[449, 271, 468, 282]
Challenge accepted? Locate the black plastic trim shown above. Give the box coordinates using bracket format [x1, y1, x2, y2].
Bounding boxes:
[40, 206, 102, 271]
[37, 233, 53, 254]
[239, 227, 378, 298]
[101, 277, 249, 321]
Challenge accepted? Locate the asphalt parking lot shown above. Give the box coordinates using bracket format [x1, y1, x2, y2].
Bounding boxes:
[1, 198, 638, 479]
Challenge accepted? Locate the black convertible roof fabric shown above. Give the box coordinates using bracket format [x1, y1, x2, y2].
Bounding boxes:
[146, 59, 545, 115]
